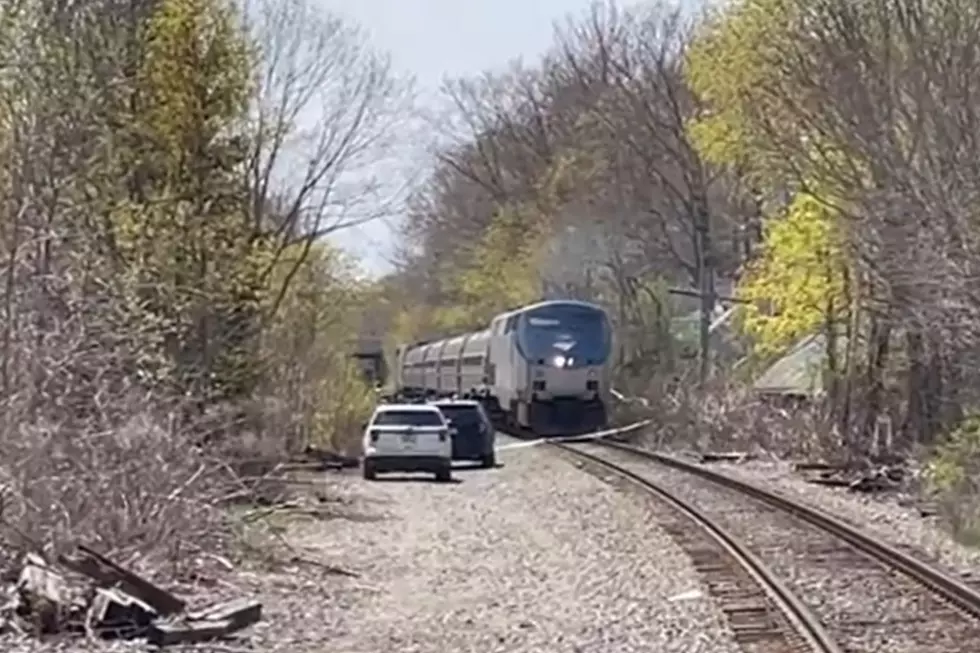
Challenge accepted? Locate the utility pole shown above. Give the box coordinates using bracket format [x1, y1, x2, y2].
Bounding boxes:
[693, 196, 714, 387]
[698, 236, 714, 386]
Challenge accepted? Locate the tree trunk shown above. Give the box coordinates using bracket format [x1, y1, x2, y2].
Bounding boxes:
[902, 330, 925, 446]
[862, 314, 891, 450]
[838, 267, 858, 446]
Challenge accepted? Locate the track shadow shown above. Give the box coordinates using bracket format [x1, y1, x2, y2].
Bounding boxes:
[369, 475, 464, 485]
[451, 462, 504, 472]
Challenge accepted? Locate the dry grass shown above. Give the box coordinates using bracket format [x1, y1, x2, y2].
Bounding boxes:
[0, 385, 318, 585]
[618, 376, 840, 460]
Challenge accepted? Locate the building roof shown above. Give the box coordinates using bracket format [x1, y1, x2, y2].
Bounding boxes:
[752, 332, 847, 397]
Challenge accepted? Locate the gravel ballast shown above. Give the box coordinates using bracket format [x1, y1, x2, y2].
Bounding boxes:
[240, 438, 740, 653]
[588, 443, 980, 653]
[706, 457, 980, 579]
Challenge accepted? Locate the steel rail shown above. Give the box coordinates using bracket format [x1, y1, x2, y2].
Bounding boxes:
[553, 440, 843, 653]
[594, 435, 980, 622]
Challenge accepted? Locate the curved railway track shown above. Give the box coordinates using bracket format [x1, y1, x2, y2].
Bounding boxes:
[547, 427, 980, 653]
[553, 439, 840, 653]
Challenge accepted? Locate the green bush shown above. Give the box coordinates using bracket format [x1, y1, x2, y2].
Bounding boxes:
[924, 415, 980, 545]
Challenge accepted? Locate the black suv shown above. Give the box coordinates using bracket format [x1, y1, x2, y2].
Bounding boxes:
[430, 399, 496, 468]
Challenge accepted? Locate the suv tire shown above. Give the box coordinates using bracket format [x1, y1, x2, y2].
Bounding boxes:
[362, 460, 377, 481]
[435, 464, 452, 483]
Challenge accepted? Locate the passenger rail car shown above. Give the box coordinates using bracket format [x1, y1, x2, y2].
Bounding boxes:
[392, 300, 612, 436]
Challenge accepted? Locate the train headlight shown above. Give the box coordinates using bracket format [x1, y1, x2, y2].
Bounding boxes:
[552, 355, 566, 368]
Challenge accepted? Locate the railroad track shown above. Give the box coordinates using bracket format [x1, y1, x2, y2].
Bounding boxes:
[551, 431, 980, 653]
[552, 439, 840, 653]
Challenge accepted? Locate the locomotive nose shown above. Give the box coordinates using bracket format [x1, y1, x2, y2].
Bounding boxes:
[551, 339, 577, 367]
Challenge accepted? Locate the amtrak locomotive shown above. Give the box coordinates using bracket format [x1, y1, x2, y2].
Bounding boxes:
[393, 300, 612, 436]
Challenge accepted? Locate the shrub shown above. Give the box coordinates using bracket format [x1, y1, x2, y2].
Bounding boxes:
[924, 415, 980, 544]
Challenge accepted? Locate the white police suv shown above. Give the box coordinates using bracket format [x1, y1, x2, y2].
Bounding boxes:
[361, 403, 453, 482]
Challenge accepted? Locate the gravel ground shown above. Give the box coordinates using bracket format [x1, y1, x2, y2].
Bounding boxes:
[705, 458, 980, 579]
[589, 443, 980, 653]
[249, 439, 741, 653]
[5, 439, 740, 652]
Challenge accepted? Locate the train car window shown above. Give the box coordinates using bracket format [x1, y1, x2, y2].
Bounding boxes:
[528, 316, 561, 327]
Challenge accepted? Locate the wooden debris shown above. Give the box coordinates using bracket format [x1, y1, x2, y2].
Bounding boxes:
[15, 553, 86, 634]
[187, 597, 262, 626]
[801, 464, 907, 493]
[805, 475, 851, 487]
[87, 587, 156, 638]
[148, 599, 262, 646]
[4, 547, 261, 646]
[848, 468, 900, 493]
[699, 451, 756, 464]
[147, 618, 240, 646]
[300, 446, 360, 469]
[60, 544, 186, 615]
[793, 461, 841, 472]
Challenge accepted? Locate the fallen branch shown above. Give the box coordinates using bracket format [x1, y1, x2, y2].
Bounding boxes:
[699, 451, 756, 464]
[285, 554, 360, 578]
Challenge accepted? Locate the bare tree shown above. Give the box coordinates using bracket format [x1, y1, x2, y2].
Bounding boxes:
[549, 1, 748, 383]
[435, 68, 564, 206]
[242, 0, 416, 318]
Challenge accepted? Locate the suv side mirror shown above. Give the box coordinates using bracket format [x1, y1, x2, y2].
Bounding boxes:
[360, 421, 369, 431]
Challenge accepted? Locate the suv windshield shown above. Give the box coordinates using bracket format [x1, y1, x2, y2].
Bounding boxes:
[436, 405, 483, 428]
[373, 410, 444, 427]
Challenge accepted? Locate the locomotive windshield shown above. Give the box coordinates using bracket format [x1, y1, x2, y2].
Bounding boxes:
[517, 304, 611, 365]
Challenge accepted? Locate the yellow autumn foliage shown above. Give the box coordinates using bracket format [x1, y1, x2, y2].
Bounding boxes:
[684, 0, 797, 177]
[140, 0, 253, 166]
[736, 192, 848, 356]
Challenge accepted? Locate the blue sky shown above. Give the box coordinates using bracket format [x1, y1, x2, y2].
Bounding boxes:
[317, 0, 600, 277]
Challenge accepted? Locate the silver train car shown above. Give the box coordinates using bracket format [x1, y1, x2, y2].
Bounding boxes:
[392, 300, 612, 436]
